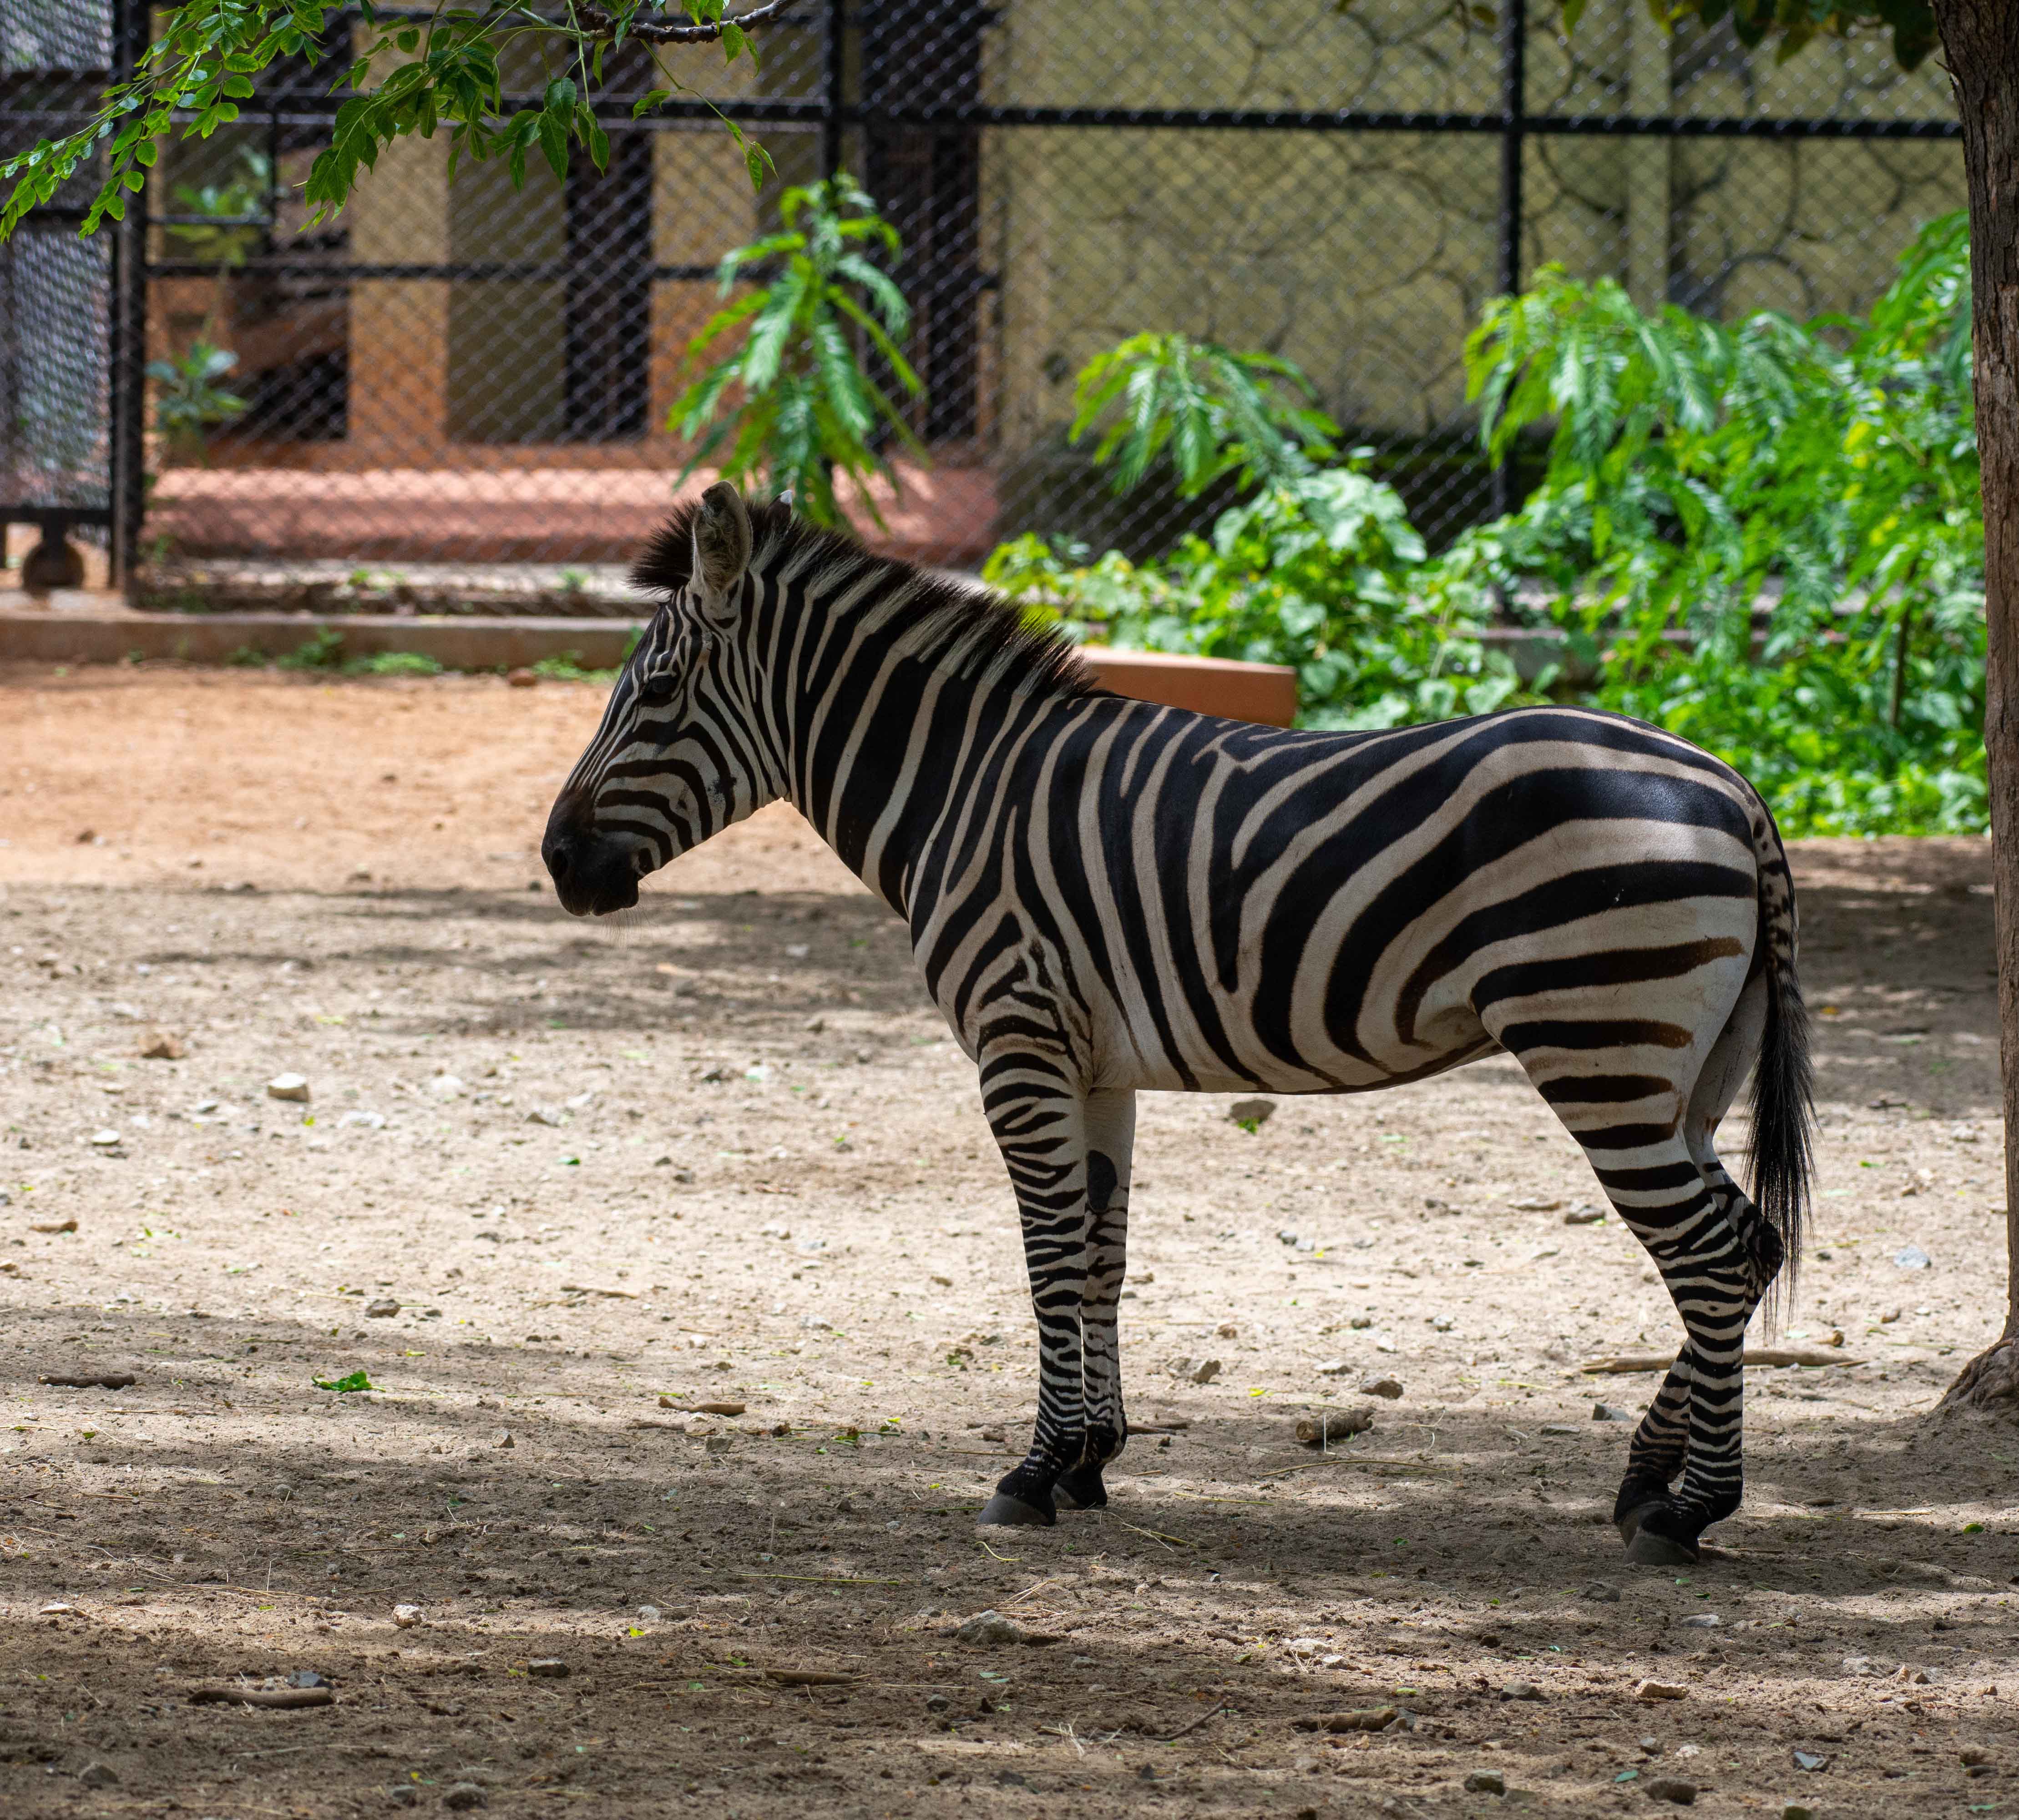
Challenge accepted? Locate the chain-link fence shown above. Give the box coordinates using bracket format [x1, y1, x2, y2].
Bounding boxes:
[5, 3, 1964, 612]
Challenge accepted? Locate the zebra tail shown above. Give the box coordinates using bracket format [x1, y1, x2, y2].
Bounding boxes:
[1747, 818, 1815, 1328]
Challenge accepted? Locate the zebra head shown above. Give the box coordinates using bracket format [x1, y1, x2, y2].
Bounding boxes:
[542, 482, 765, 916]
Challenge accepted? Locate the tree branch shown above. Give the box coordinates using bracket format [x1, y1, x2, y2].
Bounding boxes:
[576, 1, 795, 44]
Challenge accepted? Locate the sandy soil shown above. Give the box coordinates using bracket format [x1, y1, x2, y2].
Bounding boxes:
[0, 662, 2014, 1819]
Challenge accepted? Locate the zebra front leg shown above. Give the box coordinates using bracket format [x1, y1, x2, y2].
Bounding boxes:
[975, 1055, 1099, 1528]
[1054, 1088, 1135, 1513]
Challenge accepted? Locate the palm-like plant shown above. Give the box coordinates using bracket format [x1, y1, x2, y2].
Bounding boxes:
[1068, 333, 1342, 497]
[671, 174, 923, 533]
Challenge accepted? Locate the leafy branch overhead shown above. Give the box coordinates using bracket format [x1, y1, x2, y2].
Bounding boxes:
[0, 1, 783, 245]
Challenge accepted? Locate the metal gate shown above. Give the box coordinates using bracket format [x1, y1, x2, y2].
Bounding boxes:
[0, 0, 146, 587]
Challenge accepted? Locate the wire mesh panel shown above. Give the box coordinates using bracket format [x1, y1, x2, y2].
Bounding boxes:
[107, 0, 1961, 606]
[0, 0, 115, 529]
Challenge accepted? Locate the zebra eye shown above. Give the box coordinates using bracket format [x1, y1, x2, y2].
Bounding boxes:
[637, 672, 676, 707]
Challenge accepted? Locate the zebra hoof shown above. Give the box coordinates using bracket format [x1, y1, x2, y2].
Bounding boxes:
[1624, 1527, 1700, 1567]
[1054, 1464, 1108, 1511]
[977, 1491, 1055, 1528]
[1618, 1502, 1702, 1566]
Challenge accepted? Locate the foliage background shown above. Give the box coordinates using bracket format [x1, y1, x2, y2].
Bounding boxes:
[987, 213, 1984, 839]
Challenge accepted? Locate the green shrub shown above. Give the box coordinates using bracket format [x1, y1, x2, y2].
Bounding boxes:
[1459, 210, 1982, 834]
[277, 627, 346, 671]
[346, 651, 443, 677]
[987, 334, 1535, 728]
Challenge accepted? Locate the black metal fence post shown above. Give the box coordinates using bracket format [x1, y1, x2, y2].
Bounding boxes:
[1490, 0, 1527, 526]
[108, 0, 150, 584]
[824, 0, 847, 179]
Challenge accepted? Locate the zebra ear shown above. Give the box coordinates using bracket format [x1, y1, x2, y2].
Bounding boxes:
[692, 481, 752, 615]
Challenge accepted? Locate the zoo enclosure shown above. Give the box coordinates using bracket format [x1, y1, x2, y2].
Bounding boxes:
[0, 2, 1965, 604]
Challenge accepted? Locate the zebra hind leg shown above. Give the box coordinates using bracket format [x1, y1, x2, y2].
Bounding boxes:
[1594, 979, 1778, 1564]
[1501, 1004, 1764, 1562]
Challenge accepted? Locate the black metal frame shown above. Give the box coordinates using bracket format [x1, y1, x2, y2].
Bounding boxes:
[8, 1, 1964, 580]
[0, 0, 148, 576]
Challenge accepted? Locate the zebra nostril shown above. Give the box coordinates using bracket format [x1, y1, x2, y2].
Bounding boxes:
[547, 845, 572, 880]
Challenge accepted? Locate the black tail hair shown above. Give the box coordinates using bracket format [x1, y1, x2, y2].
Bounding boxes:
[1748, 881, 1814, 1328]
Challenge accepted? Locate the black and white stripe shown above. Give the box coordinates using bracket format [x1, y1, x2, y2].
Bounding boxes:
[544, 484, 1814, 1564]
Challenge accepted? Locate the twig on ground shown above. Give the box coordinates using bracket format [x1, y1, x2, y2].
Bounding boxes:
[1106, 1516, 1195, 1549]
[1583, 1349, 1862, 1373]
[39, 1372, 136, 1389]
[188, 1686, 334, 1710]
[1159, 1703, 1230, 1743]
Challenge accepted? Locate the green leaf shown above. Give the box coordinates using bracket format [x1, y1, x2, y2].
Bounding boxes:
[314, 1370, 374, 1394]
[536, 110, 569, 182]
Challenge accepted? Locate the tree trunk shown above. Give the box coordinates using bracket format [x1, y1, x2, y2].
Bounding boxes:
[1938, 0, 2019, 1414]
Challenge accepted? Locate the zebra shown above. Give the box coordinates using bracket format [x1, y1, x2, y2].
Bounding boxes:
[543, 482, 1814, 1567]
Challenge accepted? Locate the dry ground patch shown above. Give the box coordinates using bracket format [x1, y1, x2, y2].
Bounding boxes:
[0, 664, 2014, 1818]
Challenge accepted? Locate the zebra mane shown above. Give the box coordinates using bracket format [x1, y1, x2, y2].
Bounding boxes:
[630, 498, 1103, 702]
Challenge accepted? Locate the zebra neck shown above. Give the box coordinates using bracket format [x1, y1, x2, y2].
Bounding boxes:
[754, 557, 1068, 921]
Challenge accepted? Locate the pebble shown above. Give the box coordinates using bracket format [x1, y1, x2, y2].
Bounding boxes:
[1228, 1097, 1275, 1129]
[1893, 1245, 1932, 1269]
[443, 1784, 488, 1810]
[526, 1106, 565, 1127]
[1189, 1359, 1222, 1385]
[88, 1128, 122, 1148]
[77, 1761, 119, 1788]
[956, 1610, 1027, 1646]
[1643, 1779, 1696, 1806]
[1501, 1680, 1543, 1701]
[1582, 1581, 1621, 1603]
[1508, 1196, 1561, 1212]
[392, 1604, 422, 1628]
[1593, 1403, 1631, 1422]
[1316, 1359, 1350, 1376]
[366, 1299, 401, 1318]
[1563, 1204, 1606, 1224]
[1360, 1376, 1404, 1400]
[1462, 1769, 1505, 1794]
[637, 1605, 662, 1622]
[506, 667, 537, 688]
[1791, 1748, 1830, 1772]
[526, 1658, 569, 1678]
[267, 1073, 310, 1102]
[925, 1693, 950, 1712]
[428, 1075, 465, 1099]
[1634, 1679, 1689, 1702]
[1678, 1613, 1720, 1628]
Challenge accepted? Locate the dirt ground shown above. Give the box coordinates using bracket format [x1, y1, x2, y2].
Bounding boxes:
[0, 663, 2014, 1820]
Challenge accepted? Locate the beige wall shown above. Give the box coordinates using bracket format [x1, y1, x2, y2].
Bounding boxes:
[347, 132, 450, 458]
[988, 0, 1963, 464]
